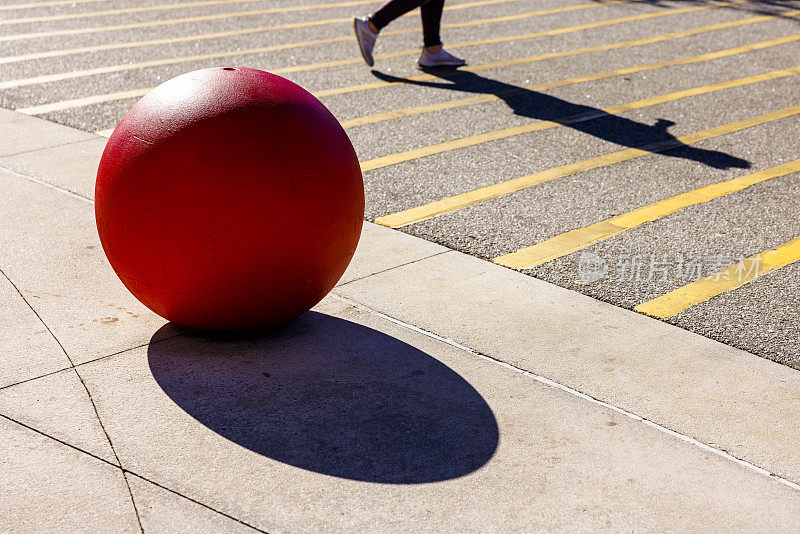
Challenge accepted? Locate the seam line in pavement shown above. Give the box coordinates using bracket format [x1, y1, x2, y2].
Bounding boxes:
[0, 412, 120, 468]
[0, 252, 459, 392]
[0, 164, 93, 204]
[0, 267, 144, 533]
[124, 472, 266, 533]
[328, 291, 800, 492]
[335, 249, 453, 288]
[0, 332, 185, 394]
[4, 249, 455, 393]
[0, 412, 266, 533]
[0, 136, 102, 160]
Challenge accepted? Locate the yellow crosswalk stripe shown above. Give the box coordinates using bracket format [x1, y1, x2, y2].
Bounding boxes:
[0, 0, 107, 10]
[89, 11, 794, 136]
[0, 0, 378, 26]
[13, 0, 741, 115]
[0, 0, 537, 43]
[340, 27, 800, 128]
[0, 0, 521, 64]
[0, 21, 355, 66]
[494, 158, 800, 268]
[314, 0, 751, 98]
[0, 0, 646, 90]
[634, 236, 800, 319]
[375, 104, 800, 228]
[364, 62, 800, 174]
[90, 6, 794, 136]
[18, 88, 152, 117]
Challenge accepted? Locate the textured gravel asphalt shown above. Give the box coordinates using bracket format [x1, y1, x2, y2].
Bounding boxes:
[1, 0, 799, 367]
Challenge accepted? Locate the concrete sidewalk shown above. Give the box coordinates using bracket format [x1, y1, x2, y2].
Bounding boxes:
[1, 107, 799, 532]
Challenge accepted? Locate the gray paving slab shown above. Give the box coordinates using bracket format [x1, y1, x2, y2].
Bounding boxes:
[75, 296, 800, 532]
[333, 250, 800, 484]
[506, 133, 800, 367]
[0, 272, 70, 389]
[0, 169, 174, 365]
[0, 369, 117, 464]
[0, 107, 94, 157]
[0, 161, 446, 368]
[0, 136, 105, 198]
[0, 416, 139, 533]
[337, 222, 448, 285]
[127, 474, 259, 534]
[2, 3, 800, 527]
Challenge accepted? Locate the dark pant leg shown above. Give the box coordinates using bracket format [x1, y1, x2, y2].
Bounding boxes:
[420, 0, 444, 47]
[370, 0, 425, 30]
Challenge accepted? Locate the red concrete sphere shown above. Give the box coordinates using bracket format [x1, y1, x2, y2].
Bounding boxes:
[96, 67, 364, 331]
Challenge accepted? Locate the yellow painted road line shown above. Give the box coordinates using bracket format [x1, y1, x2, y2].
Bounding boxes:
[0, 3, 366, 43]
[375, 104, 800, 228]
[0, 0, 538, 42]
[17, 87, 153, 117]
[0, 1, 608, 64]
[495, 158, 800, 268]
[0, 0, 643, 90]
[317, 0, 776, 98]
[0, 0, 522, 64]
[362, 63, 800, 173]
[0, 19, 356, 65]
[92, 12, 775, 138]
[0, 0, 107, 10]
[0, 0, 382, 26]
[13, 1, 735, 114]
[2, 35, 365, 91]
[341, 28, 800, 128]
[634, 236, 800, 319]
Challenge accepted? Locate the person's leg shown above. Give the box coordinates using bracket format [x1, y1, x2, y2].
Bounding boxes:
[416, 0, 465, 68]
[420, 0, 444, 51]
[355, 0, 425, 66]
[370, 0, 425, 31]
[355, 0, 464, 67]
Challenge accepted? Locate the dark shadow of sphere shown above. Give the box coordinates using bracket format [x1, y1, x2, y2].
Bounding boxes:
[148, 312, 499, 484]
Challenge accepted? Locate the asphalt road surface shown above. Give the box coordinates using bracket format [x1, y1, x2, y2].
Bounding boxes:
[2, 0, 799, 367]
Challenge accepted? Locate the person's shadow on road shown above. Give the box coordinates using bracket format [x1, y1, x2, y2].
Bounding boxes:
[371, 68, 750, 170]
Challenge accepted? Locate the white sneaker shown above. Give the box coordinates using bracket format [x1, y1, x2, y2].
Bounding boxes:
[353, 17, 378, 67]
[418, 47, 466, 68]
